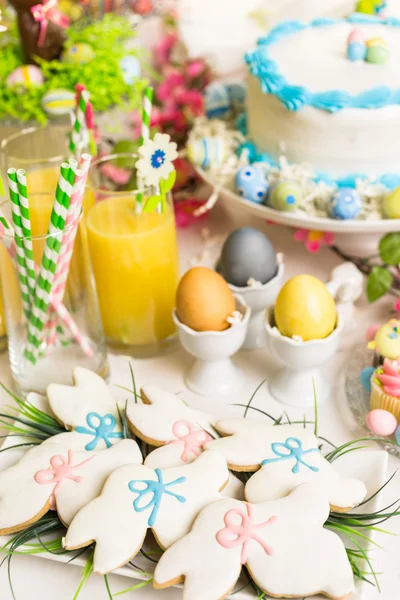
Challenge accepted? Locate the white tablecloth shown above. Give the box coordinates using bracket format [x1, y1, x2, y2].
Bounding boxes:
[0, 203, 398, 600]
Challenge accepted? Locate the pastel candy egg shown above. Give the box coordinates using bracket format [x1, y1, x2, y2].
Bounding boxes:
[366, 44, 388, 65]
[329, 188, 362, 220]
[348, 28, 365, 44]
[225, 82, 246, 104]
[41, 89, 75, 116]
[204, 82, 230, 118]
[120, 55, 141, 85]
[366, 37, 387, 48]
[219, 227, 278, 287]
[383, 187, 400, 218]
[63, 43, 95, 65]
[187, 137, 228, 169]
[366, 409, 397, 436]
[7, 65, 44, 88]
[396, 425, 400, 445]
[347, 41, 367, 61]
[268, 181, 302, 212]
[235, 166, 269, 204]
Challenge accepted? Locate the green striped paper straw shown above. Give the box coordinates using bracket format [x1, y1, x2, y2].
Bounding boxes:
[7, 169, 30, 318]
[69, 90, 90, 157]
[136, 86, 154, 215]
[16, 169, 35, 304]
[24, 161, 77, 363]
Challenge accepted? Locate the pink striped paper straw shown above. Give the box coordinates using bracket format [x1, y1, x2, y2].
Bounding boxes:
[50, 302, 93, 357]
[46, 154, 92, 353]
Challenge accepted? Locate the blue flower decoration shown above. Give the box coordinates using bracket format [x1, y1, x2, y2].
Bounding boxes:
[151, 149, 166, 169]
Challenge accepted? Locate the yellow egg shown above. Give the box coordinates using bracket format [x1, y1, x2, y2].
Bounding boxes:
[372, 320, 400, 359]
[274, 275, 337, 341]
[176, 267, 236, 332]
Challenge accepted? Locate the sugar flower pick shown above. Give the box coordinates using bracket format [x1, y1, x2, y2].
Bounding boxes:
[136, 132, 178, 187]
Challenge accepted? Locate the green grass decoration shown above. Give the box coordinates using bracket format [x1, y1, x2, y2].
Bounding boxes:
[0, 14, 147, 124]
[72, 550, 94, 600]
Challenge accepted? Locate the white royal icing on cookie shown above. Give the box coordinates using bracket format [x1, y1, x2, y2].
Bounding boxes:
[47, 368, 123, 452]
[0, 439, 142, 534]
[64, 450, 229, 574]
[128, 386, 215, 462]
[154, 484, 354, 600]
[205, 419, 367, 510]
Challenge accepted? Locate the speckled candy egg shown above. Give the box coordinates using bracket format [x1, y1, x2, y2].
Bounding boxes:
[41, 89, 75, 116]
[187, 137, 228, 169]
[268, 181, 302, 212]
[225, 82, 246, 104]
[176, 267, 236, 332]
[329, 188, 362, 220]
[383, 187, 400, 218]
[7, 65, 44, 88]
[204, 82, 230, 118]
[235, 166, 268, 204]
[274, 275, 337, 341]
[371, 319, 400, 360]
[63, 43, 95, 65]
[120, 55, 141, 84]
[366, 409, 397, 436]
[219, 227, 278, 288]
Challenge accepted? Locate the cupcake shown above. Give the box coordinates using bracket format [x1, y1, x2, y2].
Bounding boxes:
[368, 319, 400, 366]
[370, 359, 400, 422]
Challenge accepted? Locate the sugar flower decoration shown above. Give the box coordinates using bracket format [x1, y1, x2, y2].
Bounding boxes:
[136, 133, 178, 187]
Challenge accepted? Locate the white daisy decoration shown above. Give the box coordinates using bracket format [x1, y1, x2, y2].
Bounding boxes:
[136, 133, 178, 187]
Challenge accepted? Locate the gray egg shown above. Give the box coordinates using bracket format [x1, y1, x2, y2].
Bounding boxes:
[219, 227, 278, 287]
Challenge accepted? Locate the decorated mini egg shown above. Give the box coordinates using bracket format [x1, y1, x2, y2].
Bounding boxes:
[219, 227, 278, 288]
[187, 137, 228, 169]
[176, 267, 236, 332]
[7, 65, 44, 88]
[347, 41, 367, 61]
[235, 166, 269, 204]
[225, 82, 246, 105]
[120, 55, 141, 85]
[63, 43, 95, 65]
[329, 188, 362, 220]
[274, 275, 337, 341]
[204, 82, 230, 119]
[348, 28, 365, 45]
[366, 44, 388, 65]
[268, 181, 302, 212]
[41, 89, 75, 116]
[369, 319, 400, 360]
[366, 409, 397, 436]
[384, 187, 400, 219]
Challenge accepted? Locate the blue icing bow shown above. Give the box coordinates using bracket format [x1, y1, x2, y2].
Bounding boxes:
[261, 437, 320, 474]
[76, 413, 123, 451]
[128, 468, 186, 527]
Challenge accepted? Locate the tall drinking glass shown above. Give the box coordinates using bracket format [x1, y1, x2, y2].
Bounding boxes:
[85, 153, 179, 357]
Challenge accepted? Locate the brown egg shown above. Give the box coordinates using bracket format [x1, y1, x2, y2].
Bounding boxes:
[176, 267, 236, 332]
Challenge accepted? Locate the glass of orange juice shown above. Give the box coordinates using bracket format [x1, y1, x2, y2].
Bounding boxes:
[85, 153, 179, 357]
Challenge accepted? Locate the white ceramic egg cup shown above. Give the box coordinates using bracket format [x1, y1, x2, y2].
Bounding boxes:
[173, 295, 250, 397]
[265, 308, 343, 408]
[228, 262, 285, 350]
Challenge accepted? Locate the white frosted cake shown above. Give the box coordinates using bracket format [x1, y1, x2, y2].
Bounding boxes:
[246, 14, 400, 188]
[177, 0, 355, 78]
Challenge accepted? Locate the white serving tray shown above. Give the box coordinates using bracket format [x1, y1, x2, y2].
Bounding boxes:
[0, 394, 388, 600]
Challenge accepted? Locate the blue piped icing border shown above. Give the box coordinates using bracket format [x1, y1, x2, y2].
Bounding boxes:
[246, 14, 400, 113]
[238, 141, 400, 190]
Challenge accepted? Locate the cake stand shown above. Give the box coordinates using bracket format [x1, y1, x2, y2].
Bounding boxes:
[196, 167, 400, 257]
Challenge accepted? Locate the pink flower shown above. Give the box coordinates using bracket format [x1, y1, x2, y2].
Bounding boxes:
[174, 199, 209, 228]
[186, 60, 206, 79]
[153, 33, 178, 69]
[394, 298, 400, 315]
[175, 89, 204, 115]
[294, 229, 335, 253]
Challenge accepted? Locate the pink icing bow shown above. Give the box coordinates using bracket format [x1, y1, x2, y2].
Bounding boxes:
[31, 0, 70, 48]
[34, 450, 93, 509]
[216, 503, 277, 565]
[376, 359, 400, 397]
[167, 420, 212, 462]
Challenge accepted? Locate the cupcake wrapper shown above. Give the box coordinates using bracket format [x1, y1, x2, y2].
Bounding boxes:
[370, 379, 400, 422]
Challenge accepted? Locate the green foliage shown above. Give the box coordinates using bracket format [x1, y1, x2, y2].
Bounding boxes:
[0, 14, 147, 123]
[378, 233, 400, 266]
[366, 266, 394, 303]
